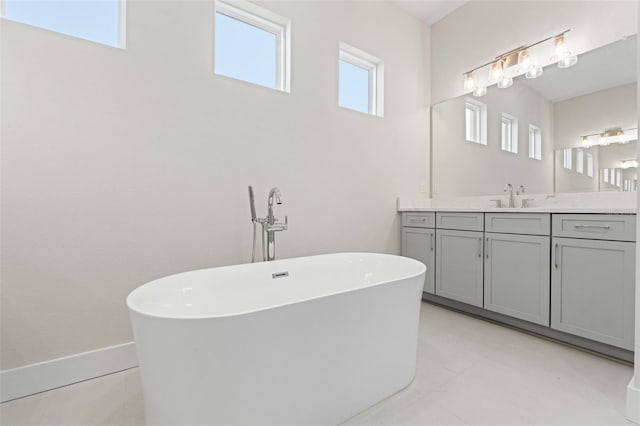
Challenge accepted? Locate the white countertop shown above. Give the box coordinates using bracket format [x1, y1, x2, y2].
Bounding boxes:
[397, 192, 637, 215]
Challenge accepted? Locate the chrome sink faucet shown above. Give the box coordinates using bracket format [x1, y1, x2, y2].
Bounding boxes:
[504, 183, 515, 208]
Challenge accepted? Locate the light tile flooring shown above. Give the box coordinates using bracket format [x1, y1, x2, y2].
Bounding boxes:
[1, 303, 635, 426]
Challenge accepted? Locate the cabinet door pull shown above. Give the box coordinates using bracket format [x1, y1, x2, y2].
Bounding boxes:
[477, 237, 482, 258]
[485, 237, 489, 259]
[554, 243, 559, 269]
[430, 233, 434, 251]
[573, 224, 610, 230]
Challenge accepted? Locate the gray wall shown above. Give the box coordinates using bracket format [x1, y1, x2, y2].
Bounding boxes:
[0, 1, 430, 369]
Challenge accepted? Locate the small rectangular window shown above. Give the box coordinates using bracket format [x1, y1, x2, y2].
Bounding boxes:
[603, 168, 609, 183]
[338, 43, 384, 117]
[465, 99, 487, 145]
[2, 0, 124, 47]
[215, 0, 290, 92]
[616, 169, 622, 187]
[586, 153, 594, 177]
[501, 113, 518, 154]
[576, 149, 584, 174]
[563, 148, 572, 170]
[528, 124, 541, 160]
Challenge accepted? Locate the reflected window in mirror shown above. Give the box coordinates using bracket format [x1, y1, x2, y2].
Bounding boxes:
[528, 125, 542, 160]
[587, 153, 594, 177]
[563, 148, 572, 170]
[616, 169, 622, 187]
[501, 113, 518, 154]
[465, 98, 487, 145]
[576, 149, 584, 174]
[603, 168, 609, 183]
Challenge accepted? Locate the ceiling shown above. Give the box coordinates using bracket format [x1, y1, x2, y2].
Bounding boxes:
[391, 0, 469, 24]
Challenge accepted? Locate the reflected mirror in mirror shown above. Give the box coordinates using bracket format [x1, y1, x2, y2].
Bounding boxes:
[431, 34, 637, 197]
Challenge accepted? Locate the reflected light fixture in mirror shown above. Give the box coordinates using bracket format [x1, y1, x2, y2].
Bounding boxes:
[581, 127, 638, 147]
[462, 29, 576, 96]
[620, 159, 639, 169]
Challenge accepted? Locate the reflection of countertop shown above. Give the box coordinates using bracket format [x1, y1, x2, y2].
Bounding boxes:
[397, 192, 637, 215]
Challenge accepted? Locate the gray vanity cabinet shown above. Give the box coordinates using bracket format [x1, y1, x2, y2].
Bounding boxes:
[484, 233, 550, 326]
[401, 227, 435, 293]
[401, 212, 435, 293]
[551, 237, 635, 350]
[435, 229, 484, 307]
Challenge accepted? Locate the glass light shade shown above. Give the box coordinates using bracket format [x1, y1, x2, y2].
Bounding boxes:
[525, 67, 543, 79]
[518, 50, 532, 72]
[550, 34, 569, 62]
[497, 76, 513, 89]
[489, 61, 504, 82]
[557, 54, 578, 68]
[473, 86, 487, 97]
[463, 72, 476, 91]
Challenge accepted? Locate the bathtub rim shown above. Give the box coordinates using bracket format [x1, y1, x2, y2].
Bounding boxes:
[126, 252, 426, 321]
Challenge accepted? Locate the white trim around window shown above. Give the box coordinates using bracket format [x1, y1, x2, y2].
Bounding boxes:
[338, 42, 384, 117]
[215, 0, 291, 92]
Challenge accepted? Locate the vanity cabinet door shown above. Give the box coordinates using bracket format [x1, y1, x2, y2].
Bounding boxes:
[435, 229, 484, 307]
[484, 233, 550, 326]
[401, 227, 435, 293]
[551, 237, 635, 350]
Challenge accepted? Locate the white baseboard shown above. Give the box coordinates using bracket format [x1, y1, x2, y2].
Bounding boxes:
[627, 377, 640, 424]
[0, 342, 138, 403]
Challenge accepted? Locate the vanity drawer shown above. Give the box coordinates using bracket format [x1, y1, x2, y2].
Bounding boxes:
[552, 214, 636, 242]
[402, 212, 435, 228]
[436, 212, 484, 232]
[485, 213, 550, 236]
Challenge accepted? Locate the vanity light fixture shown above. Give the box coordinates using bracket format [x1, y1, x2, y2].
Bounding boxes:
[463, 29, 575, 96]
[581, 127, 638, 147]
[620, 159, 639, 169]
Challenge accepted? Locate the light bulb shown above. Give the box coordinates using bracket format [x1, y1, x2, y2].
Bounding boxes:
[497, 76, 513, 89]
[473, 86, 487, 97]
[489, 61, 504, 83]
[557, 54, 578, 68]
[525, 67, 543, 79]
[463, 72, 476, 91]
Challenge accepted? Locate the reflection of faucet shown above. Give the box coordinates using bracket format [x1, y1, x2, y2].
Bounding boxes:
[504, 183, 515, 208]
[517, 185, 525, 195]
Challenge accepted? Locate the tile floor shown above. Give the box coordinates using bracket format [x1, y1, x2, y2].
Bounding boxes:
[0, 302, 635, 425]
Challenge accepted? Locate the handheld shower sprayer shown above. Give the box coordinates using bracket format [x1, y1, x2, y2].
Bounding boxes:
[248, 186, 258, 262]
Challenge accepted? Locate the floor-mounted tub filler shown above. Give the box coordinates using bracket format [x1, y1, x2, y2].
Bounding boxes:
[127, 253, 426, 425]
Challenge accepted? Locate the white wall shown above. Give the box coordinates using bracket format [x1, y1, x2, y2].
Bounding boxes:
[431, 1, 638, 104]
[0, 1, 430, 369]
[432, 83, 553, 197]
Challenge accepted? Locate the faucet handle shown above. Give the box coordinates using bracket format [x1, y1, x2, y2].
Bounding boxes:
[503, 183, 512, 192]
[517, 185, 526, 195]
[284, 216, 288, 225]
[490, 199, 503, 208]
[521, 198, 534, 208]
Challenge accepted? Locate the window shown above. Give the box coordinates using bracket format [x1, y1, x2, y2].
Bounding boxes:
[338, 43, 384, 116]
[563, 148, 572, 170]
[501, 113, 518, 154]
[528, 124, 541, 160]
[603, 168, 609, 183]
[576, 149, 584, 174]
[465, 99, 487, 145]
[2, 0, 124, 47]
[616, 169, 622, 187]
[215, 0, 290, 91]
[586, 153, 594, 177]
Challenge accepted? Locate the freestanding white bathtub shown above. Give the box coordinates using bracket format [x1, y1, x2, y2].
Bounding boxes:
[127, 252, 426, 425]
